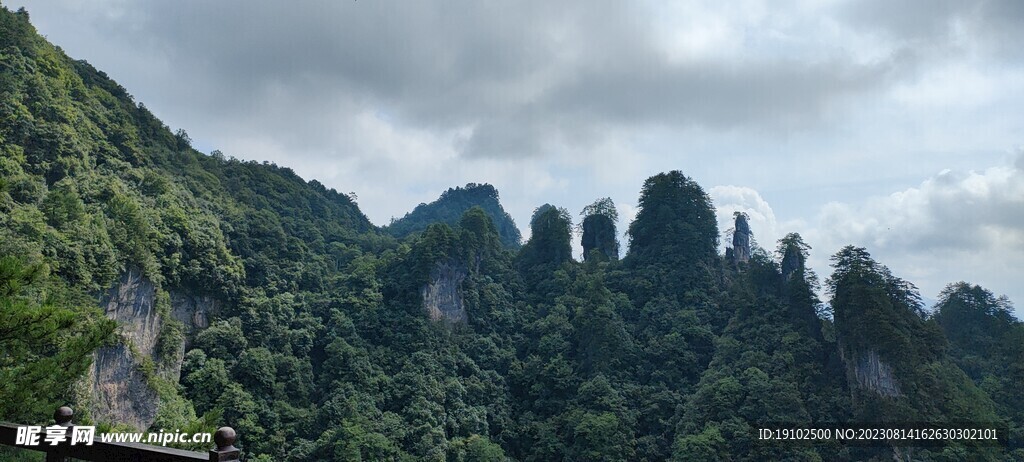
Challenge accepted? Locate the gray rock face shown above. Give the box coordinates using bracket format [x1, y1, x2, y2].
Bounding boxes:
[101, 270, 160, 356]
[170, 292, 212, 342]
[88, 269, 159, 430]
[422, 261, 467, 323]
[849, 349, 902, 398]
[731, 213, 751, 263]
[88, 269, 215, 430]
[89, 344, 159, 430]
[781, 244, 801, 282]
[163, 292, 214, 383]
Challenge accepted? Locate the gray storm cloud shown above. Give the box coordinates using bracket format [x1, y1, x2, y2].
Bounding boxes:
[839, 0, 1024, 59]
[40, 0, 917, 159]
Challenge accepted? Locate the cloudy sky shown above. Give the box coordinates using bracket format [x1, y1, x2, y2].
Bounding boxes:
[15, 0, 1023, 314]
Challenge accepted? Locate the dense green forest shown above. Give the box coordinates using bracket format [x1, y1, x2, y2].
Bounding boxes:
[1, 6, 1022, 461]
[385, 183, 522, 249]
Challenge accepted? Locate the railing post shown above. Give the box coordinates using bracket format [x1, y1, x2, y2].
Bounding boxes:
[209, 426, 240, 462]
[44, 406, 73, 462]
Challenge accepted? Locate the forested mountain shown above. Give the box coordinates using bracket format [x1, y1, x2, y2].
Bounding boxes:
[2, 6, 1022, 461]
[385, 184, 522, 249]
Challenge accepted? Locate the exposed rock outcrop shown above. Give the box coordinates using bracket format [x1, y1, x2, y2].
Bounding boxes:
[170, 292, 213, 344]
[88, 269, 159, 430]
[422, 261, 467, 323]
[88, 269, 215, 430]
[102, 270, 161, 358]
[90, 344, 159, 430]
[730, 213, 751, 264]
[781, 243, 801, 282]
[844, 348, 902, 398]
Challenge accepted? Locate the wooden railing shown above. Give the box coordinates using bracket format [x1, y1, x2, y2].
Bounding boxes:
[0, 407, 240, 462]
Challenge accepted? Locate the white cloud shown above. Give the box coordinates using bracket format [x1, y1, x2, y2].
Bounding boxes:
[707, 160, 1024, 317]
[809, 155, 1024, 314]
[710, 185, 812, 255]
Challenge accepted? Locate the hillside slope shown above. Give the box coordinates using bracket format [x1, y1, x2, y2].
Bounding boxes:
[1, 4, 383, 445]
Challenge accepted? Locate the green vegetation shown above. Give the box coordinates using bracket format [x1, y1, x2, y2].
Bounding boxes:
[0, 256, 116, 422]
[934, 282, 1024, 459]
[1, 6, 1022, 461]
[386, 183, 522, 249]
[580, 198, 619, 262]
[828, 247, 1005, 460]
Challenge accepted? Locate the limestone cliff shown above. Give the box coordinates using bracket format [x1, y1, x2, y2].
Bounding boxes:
[780, 243, 801, 282]
[422, 261, 467, 323]
[87, 269, 214, 430]
[89, 343, 159, 431]
[169, 292, 213, 348]
[88, 270, 159, 430]
[841, 347, 902, 398]
[730, 212, 751, 264]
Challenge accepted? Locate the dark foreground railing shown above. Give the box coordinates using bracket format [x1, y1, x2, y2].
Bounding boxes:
[0, 407, 239, 462]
